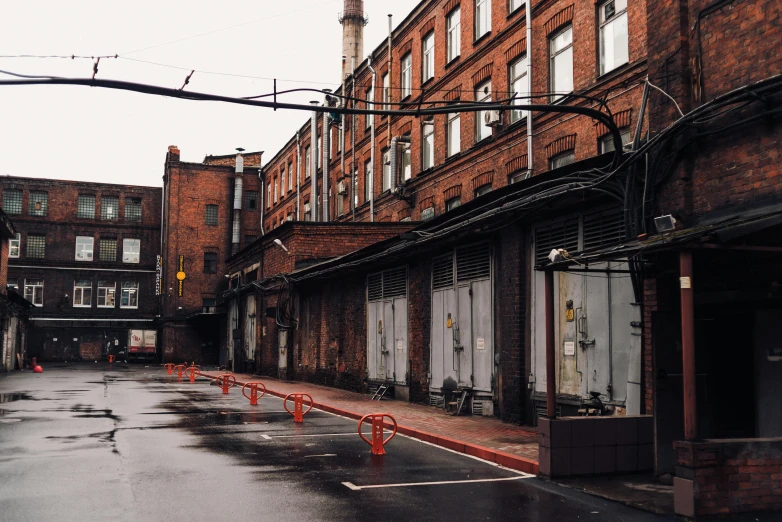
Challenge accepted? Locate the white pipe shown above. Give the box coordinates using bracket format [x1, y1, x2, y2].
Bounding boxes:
[351, 56, 356, 222]
[310, 102, 319, 222]
[295, 132, 301, 220]
[340, 71, 346, 218]
[367, 57, 376, 222]
[387, 14, 392, 148]
[232, 151, 243, 253]
[525, 0, 533, 175]
[259, 172, 265, 235]
[322, 91, 331, 222]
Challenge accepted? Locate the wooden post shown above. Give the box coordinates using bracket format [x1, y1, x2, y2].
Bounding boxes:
[545, 270, 556, 418]
[680, 251, 697, 441]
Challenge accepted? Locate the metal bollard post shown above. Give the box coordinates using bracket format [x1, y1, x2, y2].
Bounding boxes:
[358, 413, 398, 456]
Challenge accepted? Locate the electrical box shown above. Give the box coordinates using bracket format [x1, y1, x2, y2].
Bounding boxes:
[337, 180, 348, 195]
[484, 110, 502, 127]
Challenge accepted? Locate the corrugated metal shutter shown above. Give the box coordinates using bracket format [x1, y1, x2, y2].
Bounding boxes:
[534, 219, 579, 265]
[582, 207, 625, 250]
[367, 273, 383, 301]
[456, 242, 491, 282]
[432, 254, 454, 290]
[382, 267, 407, 298]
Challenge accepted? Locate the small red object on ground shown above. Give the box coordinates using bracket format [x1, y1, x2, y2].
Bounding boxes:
[358, 413, 398, 455]
[185, 366, 201, 383]
[242, 382, 267, 405]
[164, 363, 175, 375]
[107, 355, 115, 363]
[283, 393, 313, 423]
[33, 365, 43, 374]
[174, 364, 187, 380]
[216, 374, 237, 394]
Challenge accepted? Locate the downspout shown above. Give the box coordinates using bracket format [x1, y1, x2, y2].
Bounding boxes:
[259, 169, 265, 235]
[340, 70, 346, 216]
[525, 0, 534, 176]
[322, 90, 331, 222]
[232, 150, 244, 255]
[367, 57, 376, 222]
[351, 56, 356, 222]
[389, 135, 410, 191]
[310, 102, 319, 222]
[296, 132, 301, 220]
[387, 15, 393, 148]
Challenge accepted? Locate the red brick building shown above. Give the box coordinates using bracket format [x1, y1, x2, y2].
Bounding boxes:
[0, 208, 32, 371]
[1, 177, 161, 362]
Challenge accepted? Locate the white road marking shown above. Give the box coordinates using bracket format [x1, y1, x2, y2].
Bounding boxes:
[305, 454, 337, 458]
[342, 476, 531, 490]
[260, 434, 272, 440]
[268, 431, 391, 439]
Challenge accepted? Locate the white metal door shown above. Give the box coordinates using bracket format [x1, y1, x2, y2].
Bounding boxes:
[393, 296, 408, 384]
[367, 298, 381, 381]
[244, 295, 256, 361]
[456, 284, 473, 387]
[366, 268, 408, 384]
[431, 254, 457, 391]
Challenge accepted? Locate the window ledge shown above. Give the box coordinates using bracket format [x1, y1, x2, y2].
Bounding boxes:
[421, 77, 435, 88]
[473, 31, 492, 47]
[506, 6, 524, 19]
[596, 61, 632, 82]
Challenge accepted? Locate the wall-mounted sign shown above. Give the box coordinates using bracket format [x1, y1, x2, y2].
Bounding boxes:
[155, 255, 163, 296]
[176, 255, 187, 296]
[564, 341, 575, 356]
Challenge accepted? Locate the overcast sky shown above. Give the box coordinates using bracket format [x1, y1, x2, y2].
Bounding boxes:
[0, 0, 420, 187]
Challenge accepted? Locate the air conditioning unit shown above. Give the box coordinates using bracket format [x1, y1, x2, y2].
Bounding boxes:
[337, 180, 348, 195]
[484, 110, 502, 127]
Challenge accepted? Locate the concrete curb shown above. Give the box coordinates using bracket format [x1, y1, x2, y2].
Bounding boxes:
[199, 372, 539, 475]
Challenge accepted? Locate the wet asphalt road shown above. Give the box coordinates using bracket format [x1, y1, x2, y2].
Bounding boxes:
[0, 364, 678, 522]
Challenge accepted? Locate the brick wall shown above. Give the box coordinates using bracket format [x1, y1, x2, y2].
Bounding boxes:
[674, 439, 782, 516]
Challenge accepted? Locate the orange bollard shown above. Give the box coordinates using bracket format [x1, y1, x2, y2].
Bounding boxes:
[358, 413, 398, 456]
[185, 366, 201, 383]
[242, 382, 267, 405]
[283, 393, 313, 423]
[216, 374, 237, 394]
[175, 364, 187, 381]
[164, 363, 175, 375]
[107, 355, 115, 363]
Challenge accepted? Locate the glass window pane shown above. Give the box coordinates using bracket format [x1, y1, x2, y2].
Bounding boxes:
[75, 236, 94, 261]
[421, 206, 435, 220]
[476, 81, 492, 141]
[122, 238, 140, 263]
[3, 189, 22, 215]
[26, 234, 46, 258]
[245, 191, 258, 211]
[205, 204, 218, 226]
[78, 195, 96, 219]
[29, 191, 48, 216]
[9, 233, 20, 258]
[448, 113, 461, 157]
[101, 196, 118, 220]
[125, 197, 142, 221]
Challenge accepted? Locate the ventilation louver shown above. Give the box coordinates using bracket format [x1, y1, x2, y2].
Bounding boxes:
[432, 254, 454, 290]
[456, 243, 491, 282]
[583, 207, 625, 250]
[534, 219, 579, 265]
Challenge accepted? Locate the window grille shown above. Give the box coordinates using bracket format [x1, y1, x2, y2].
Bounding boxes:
[29, 191, 48, 216]
[205, 204, 218, 226]
[78, 195, 96, 219]
[534, 218, 579, 265]
[245, 191, 258, 211]
[368, 268, 408, 302]
[99, 238, 117, 262]
[456, 243, 491, 282]
[125, 197, 142, 221]
[101, 196, 119, 220]
[3, 189, 22, 214]
[26, 234, 46, 258]
[204, 252, 217, 274]
[582, 207, 625, 250]
[432, 254, 454, 290]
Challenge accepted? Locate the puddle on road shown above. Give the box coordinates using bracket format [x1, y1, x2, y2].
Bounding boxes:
[0, 393, 35, 403]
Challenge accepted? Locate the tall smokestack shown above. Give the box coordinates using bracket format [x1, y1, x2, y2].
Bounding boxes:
[339, 0, 368, 80]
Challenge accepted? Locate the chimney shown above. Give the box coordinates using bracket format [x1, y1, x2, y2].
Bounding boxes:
[339, 0, 368, 80]
[167, 145, 180, 162]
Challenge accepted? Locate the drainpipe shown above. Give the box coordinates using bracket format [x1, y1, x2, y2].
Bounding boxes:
[680, 251, 697, 441]
[389, 135, 410, 191]
[322, 90, 331, 222]
[351, 57, 356, 222]
[232, 149, 244, 255]
[340, 65, 346, 217]
[259, 169, 265, 235]
[296, 132, 301, 220]
[545, 269, 556, 418]
[525, 0, 534, 176]
[367, 57, 376, 222]
[310, 102, 319, 222]
[387, 15, 393, 148]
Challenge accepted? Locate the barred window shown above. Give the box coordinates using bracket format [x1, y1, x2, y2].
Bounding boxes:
[73, 280, 92, 307]
[122, 238, 140, 263]
[205, 204, 218, 226]
[77, 195, 96, 219]
[97, 281, 116, 307]
[29, 191, 48, 216]
[101, 196, 119, 220]
[26, 234, 46, 258]
[99, 238, 117, 262]
[120, 281, 139, 308]
[203, 252, 217, 274]
[245, 191, 258, 211]
[125, 197, 142, 222]
[3, 189, 22, 214]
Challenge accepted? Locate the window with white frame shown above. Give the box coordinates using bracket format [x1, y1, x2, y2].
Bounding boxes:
[421, 206, 435, 220]
[447, 110, 461, 157]
[24, 278, 43, 306]
[599, 0, 629, 76]
[447, 7, 461, 62]
[509, 0, 523, 14]
[475, 0, 491, 40]
[288, 163, 293, 191]
[267, 183, 272, 208]
[509, 55, 528, 123]
[401, 53, 412, 99]
[475, 80, 492, 142]
[304, 201, 311, 221]
[422, 32, 435, 83]
[550, 150, 576, 169]
[281, 168, 286, 195]
[73, 280, 92, 307]
[475, 184, 492, 198]
[550, 26, 574, 102]
[422, 119, 434, 170]
[274, 177, 279, 203]
[305, 146, 311, 178]
[97, 281, 115, 308]
[366, 86, 374, 129]
[402, 133, 412, 181]
[122, 238, 140, 263]
[317, 134, 322, 169]
[382, 73, 390, 111]
[120, 281, 139, 308]
[364, 159, 372, 203]
[382, 149, 391, 191]
[599, 128, 632, 154]
[446, 197, 462, 211]
[75, 236, 94, 261]
[9, 233, 20, 258]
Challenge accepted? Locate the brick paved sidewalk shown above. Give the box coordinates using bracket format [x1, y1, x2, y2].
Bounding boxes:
[198, 370, 539, 473]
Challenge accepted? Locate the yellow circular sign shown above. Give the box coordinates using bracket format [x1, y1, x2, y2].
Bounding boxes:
[176, 271, 187, 281]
